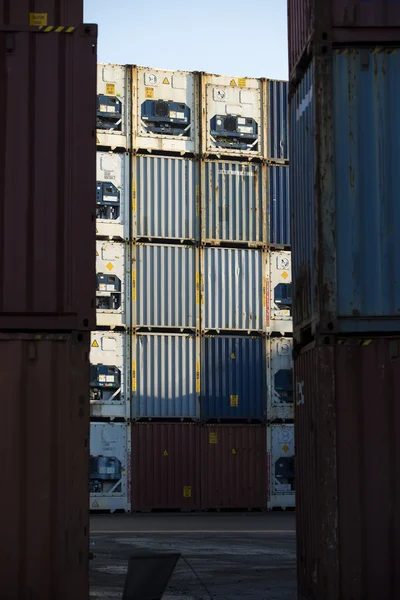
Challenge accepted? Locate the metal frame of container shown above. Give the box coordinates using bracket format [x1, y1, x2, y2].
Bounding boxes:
[294, 335, 400, 600]
[200, 72, 267, 160]
[268, 250, 292, 334]
[267, 336, 293, 421]
[267, 423, 295, 510]
[90, 421, 131, 513]
[267, 79, 289, 164]
[0, 25, 97, 331]
[132, 154, 200, 243]
[132, 332, 200, 420]
[132, 243, 199, 332]
[90, 330, 131, 419]
[96, 63, 131, 151]
[200, 160, 267, 248]
[131, 66, 199, 155]
[200, 247, 266, 333]
[96, 151, 130, 240]
[0, 2, 84, 26]
[96, 240, 131, 328]
[268, 165, 290, 248]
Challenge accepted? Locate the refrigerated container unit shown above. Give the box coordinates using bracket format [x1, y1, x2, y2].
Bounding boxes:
[267, 79, 289, 164]
[269, 165, 290, 248]
[201, 247, 265, 333]
[132, 155, 200, 243]
[96, 240, 130, 328]
[90, 421, 131, 512]
[132, 333, 200, 419]
[200, 73, 267, 160]
[96, 151, 130, 240]
[133, 243, 199, 331]
[201, 161, 267, 247]
[268, 250, 292, 334]
[90, 331, 131, 419]
[201, 335, 266, 421]
[132, 66, 199, 155]
[131, 423, 200, 511]
[267, 337, 293, 421]
[267, 424, 295, 510]
[97, 64, 131, 150]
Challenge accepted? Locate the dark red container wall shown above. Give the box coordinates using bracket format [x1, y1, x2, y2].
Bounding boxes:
[200, 425, 267, 509]
[0, 0, 83, 25]
[131, 423, 200, 511]
[295, 338, 400, 600]
[0, 25, 96, 331]
[0, 333, 90, 600]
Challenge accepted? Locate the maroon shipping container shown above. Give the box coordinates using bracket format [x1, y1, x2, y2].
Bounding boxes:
[0, 24, 96, 331]
[288, 1, 400, 77]
[0, 332, 90, 600]
[0, 0, 83, 26]
[295, 336, 400, 600]
[131, 423, 200, 511]
[200, 425, 267, 510]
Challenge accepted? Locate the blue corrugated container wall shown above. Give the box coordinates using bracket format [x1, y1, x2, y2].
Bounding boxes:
[268, 80, 289, 163]
[269, 166, 290, 246]
[201, 336, 265, 421]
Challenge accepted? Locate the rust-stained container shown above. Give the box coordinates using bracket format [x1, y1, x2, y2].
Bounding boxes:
[131, 423, 200, 511]
[0, 25, 96, 331]
[200, 425, 267, 509]
[0, 1, 83, 26]
[295, 336, 400, 600]
[0, 332, 90, 600]
[288, 1, 400, 78]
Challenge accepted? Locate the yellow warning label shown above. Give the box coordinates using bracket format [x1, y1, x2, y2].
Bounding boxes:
[196, 362, 200, 393]
[132, 360, 136, 392]
[106, 262, 114, 271]
[164, 450, 168, 456]
[231, 353, 236, 360]
[96, 251, 99, 257]
[96, 136, 100, 144]
[282, 444, 289, 453]
[132, 180, 136, 213]
[196, 272, 200, 305]
[230, 395, 239, 407]
[29, 12, 47, 26]
[230, 79, 237, 87]
[238, 78, 246, 88]
[232, 448, 237, 455]
[183, 486, 192, 498]
[145, 87, 154, 99]
[209, 432, 217, 444]
[92, 500, 100, 508]
[91, 339, 99, 348]
[132, 270, 136, 302]
[281, 271, 289, 280]
[163, 77, 170, 85]
[106, 83, 116, 95]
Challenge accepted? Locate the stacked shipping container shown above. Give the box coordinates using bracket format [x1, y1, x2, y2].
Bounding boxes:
[288, 1, 400, 597]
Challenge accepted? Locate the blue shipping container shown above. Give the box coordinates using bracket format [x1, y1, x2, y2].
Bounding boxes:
[268, 80, 289, 162]
[269, 165, 290, 246]
[201, 336, 265, 420]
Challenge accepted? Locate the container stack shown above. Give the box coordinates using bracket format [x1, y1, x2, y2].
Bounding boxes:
[288, 2, 400, 598]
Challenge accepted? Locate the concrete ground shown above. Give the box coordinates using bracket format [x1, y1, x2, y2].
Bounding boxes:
[90, 512, 296, 599]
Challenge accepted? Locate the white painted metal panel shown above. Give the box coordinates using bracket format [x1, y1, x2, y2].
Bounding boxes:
[96, 151, 130, 240]
[267, 337, 293, 421]
[269, 251, 292, 334]
[96, 241, 130, 328]
[96, 64, 131, 150]
[267, 424, 295, 509]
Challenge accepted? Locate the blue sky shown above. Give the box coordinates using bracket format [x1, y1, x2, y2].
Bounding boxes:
[84, 0, 288, 80]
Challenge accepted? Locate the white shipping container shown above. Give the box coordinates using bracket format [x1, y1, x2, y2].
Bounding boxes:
[201, 73, 266, 159]
[268, 251, 292, 334]
[96, 241, 130, 328]
[267, 337, 293, 421]
[90, 422, 131, 512]
[97, 64, 131, 150]
[90, 331, 131, 419]
[132, 66, 199, 155]
[267, 424, 295, 510]
[96, 151, 130, 240]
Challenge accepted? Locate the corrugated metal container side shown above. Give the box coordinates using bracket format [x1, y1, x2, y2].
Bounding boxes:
[267, 80, 289, 163]
[96, 241, 130, 328]
[202, 247, 265, 332]
[200, 425, 267, 509]
[96, 64, 131, 151]
[90, 422, 131, 513]
[201, 161, 267, 246]
[267, 424, 295, 510]
[295, 336, 400, 600]
[269, 165, 290, 246]
[96, 151, 130, 240]
[132, 333, 200, 419]
[0, 333, 90, 600]
[134, 244, 198, 330]
[201, 335, 266, 421]
[131, 423, 200, 510]
[287, 0, 312, 81]
[0, 26, 96, 331]
[267, 337, 293, 421]
[0, 1, 83, 25]
[133, 155, 199, 242]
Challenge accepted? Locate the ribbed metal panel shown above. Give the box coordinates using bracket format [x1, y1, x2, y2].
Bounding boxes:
[134, 156, 199, 241]
[268, 80, 289, 162]
[202, 161, 266, 245]
[134, 244, 198, 329]
[201, 336, 265, 420]
[269, 166, 290, 246]
[132, 334, 199, 419]
[202, 248, 264, 332]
